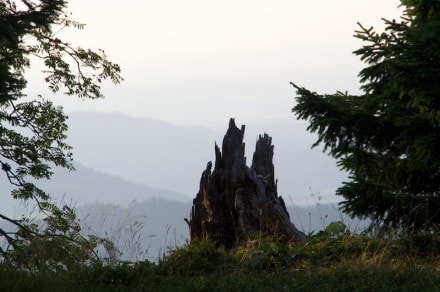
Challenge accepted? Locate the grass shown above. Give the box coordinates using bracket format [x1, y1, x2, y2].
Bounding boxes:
[1, 232, 440, 291]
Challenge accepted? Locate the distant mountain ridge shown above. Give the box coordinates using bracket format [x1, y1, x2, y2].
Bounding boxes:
[0, 162, 189, 217]
[1, 111, 349, 218]
[65, 111, 348, 204]
[65, 111, 223, 200]
[44, 163, 189, 205]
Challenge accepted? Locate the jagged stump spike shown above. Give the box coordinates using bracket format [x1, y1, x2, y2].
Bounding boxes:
[189, 118, 306, 248]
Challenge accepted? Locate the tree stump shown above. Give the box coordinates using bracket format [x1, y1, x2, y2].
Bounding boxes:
[188, 118, 306, 248]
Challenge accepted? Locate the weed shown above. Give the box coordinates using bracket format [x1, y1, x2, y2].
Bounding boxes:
[158, 238, 235, 276]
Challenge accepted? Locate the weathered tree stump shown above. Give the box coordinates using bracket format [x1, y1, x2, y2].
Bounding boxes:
[188, 118, 306, 248]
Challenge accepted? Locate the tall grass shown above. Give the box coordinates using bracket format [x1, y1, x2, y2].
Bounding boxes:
[1, 224, 439, 290]
[2, 192, 439, 290]
[79, 202, 149, 264]
[77, 201, 186, 264]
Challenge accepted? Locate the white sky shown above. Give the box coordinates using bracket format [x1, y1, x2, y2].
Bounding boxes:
[26, 0, 403, 128]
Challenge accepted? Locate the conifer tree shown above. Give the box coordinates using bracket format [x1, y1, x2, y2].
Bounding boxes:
[292, 0, 440, 232]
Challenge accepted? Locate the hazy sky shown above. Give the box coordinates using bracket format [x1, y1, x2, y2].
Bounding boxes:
[26, 0, 403, 128]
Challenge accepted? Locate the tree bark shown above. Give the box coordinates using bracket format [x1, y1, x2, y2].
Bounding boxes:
[189, 118, 306, 248]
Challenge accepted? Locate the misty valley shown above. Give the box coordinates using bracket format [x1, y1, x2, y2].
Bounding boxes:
[1, 112, 357, 262]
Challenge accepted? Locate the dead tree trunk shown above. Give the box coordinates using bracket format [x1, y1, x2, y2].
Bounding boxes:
[189, 118, 306, 248]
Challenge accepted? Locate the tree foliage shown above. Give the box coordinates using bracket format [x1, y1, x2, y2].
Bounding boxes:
[292, 0, 440, 232]
[0, 0, 122, 269]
